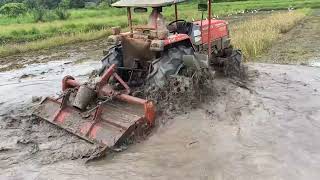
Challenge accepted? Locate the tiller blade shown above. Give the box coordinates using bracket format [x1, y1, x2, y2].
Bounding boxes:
[33, 64, 156, 148]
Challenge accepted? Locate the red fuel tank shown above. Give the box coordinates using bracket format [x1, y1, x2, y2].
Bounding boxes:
[193, 19, 229, 45]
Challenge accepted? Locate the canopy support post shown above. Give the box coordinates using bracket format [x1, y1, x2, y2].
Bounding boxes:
[208, 0, 212, 60]
[127, 7, 133, 37]
[175, 3, 178, 21]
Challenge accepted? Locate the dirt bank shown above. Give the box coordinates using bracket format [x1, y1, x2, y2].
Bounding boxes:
[0, 39, 109, 72]
[259, 9, 320, 65]
[0, 60, 103, 171]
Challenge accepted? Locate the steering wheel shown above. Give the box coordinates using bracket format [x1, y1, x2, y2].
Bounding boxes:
[167, 19, 187, 33]
[168, 19, 187, 26]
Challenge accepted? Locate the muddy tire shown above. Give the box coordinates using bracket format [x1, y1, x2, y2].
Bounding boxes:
[147, 45, 194, 87]
[98, 45, 123, 75]
[212, 49, 244, 79]
[224, 49, 243, 77]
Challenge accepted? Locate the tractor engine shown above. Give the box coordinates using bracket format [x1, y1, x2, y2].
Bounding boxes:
[100, 5, 241, 88]
[192, 19, 231, 53]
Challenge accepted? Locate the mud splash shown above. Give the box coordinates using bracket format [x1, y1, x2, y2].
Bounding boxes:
[140, 68, 217, 124]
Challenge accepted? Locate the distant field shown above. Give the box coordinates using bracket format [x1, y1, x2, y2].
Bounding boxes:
[0, 0, 319, 57]
[231, 9, 310, 60]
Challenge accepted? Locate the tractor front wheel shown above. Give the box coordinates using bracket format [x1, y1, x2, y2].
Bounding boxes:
[212, 48, 244, 79]
[99, 45, 123, 76]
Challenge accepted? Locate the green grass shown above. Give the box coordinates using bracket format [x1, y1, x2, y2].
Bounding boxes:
[0, 0, 319, 57]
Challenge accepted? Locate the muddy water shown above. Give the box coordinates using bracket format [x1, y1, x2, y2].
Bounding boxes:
[1, 63, 319, 180]
[0, 60, 100, 114]
[0, 58, 102, 179]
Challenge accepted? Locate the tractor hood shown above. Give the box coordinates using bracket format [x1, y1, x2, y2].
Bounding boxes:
[112, 0, 187, 8]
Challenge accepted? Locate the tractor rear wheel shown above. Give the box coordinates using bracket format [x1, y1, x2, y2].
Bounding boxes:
[147, 45, 194, 87]
[99, 45, 123, 76]
[224, 49, 243, 77]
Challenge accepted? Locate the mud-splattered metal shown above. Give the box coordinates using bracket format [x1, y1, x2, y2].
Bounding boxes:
[33, 65, 156, 148]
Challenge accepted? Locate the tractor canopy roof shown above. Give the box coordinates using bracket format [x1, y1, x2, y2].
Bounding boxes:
[112, 0, 187, 8]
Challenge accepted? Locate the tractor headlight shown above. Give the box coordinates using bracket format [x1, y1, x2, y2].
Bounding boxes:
[193, 29, 202, 45]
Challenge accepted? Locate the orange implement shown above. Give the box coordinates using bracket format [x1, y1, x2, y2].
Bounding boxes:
[33, 65, 156, 148]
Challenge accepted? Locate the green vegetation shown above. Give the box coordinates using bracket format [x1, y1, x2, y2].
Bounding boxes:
[0, 0, 319, 57]
[0, 3, 27, 17]
[0, 30, 111, 57]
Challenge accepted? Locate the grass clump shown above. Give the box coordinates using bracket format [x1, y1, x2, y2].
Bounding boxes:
[54, 8, 71, 20]
[32, 8, 71, 22]
[231, 9, 310, 60]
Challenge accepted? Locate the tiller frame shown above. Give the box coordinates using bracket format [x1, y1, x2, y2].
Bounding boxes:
[33, 64, 156, 148]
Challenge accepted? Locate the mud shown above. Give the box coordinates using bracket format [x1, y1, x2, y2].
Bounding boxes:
[0, 10, 320, 180]
[0, 107, 102, 166]
[0, 39, 109, 72]
[0, 59, 105, 170]
[140, 68, 217, 124]
[1, 63, 320, 180]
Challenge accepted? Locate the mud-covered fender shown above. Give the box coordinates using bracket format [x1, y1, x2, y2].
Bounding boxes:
[150, 40, 165, 51]
[150, 34, 194, 52]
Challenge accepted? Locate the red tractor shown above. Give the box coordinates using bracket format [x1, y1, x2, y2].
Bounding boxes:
[100, 0, 242, 87]
[33, 0, 242, 151]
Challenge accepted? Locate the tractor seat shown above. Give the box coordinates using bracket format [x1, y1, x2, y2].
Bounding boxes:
[121, 36, 155, 68]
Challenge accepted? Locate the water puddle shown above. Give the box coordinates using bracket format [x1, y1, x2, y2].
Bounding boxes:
[0, 60, 100, 115]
